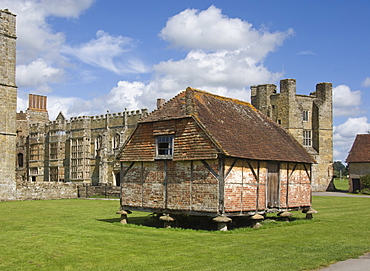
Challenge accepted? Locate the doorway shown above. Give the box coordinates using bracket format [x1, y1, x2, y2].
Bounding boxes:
[267, 162, 279, 208]
[351, 178, 360, 192]
[115, 172, 121, 186]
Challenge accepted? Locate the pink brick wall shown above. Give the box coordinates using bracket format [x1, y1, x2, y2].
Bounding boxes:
[121, 159, 311, 215]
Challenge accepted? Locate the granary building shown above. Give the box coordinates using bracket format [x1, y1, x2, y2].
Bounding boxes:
[118, 88, 315, 228]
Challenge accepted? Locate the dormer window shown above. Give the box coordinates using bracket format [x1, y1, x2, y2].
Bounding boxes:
[156, 135, 174, 159]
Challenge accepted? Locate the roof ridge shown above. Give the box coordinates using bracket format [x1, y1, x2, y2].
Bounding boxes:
[140, 89, 187, 122]
[187, 87, 256, 110]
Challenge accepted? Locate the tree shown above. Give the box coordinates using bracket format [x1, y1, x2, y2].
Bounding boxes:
[360, 174, 370, 194]
[333, 161, 348, 177]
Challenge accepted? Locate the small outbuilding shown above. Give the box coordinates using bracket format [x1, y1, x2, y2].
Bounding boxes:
[118, 88, 315, 228]
[346, 134, 370, 192]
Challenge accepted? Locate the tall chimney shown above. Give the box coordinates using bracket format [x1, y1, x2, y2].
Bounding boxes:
[157, 98, 166, 109]
[28, 94, 47, 112]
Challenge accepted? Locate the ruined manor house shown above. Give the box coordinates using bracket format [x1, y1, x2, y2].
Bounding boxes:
[251, 79, 333, 191]
[0, 9, 333, 201]
[16, 94, 147, 185]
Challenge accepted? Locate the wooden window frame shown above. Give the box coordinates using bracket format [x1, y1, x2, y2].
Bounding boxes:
[303, 130, 312, 146]
[155, 135, 174, 159]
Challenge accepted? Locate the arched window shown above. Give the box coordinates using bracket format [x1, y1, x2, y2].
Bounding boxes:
[17, 153, 24, 168]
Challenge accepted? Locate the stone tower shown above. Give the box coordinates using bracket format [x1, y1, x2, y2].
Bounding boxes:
[251, 79, 333, 191]
[0, 9, 17, 200]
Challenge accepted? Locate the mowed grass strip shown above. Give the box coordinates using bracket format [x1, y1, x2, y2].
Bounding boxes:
[333, 178, 349, 191]
[0, 197, 369, 271]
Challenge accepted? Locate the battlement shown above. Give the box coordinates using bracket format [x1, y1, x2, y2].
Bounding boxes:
[251, 79, 332, 103]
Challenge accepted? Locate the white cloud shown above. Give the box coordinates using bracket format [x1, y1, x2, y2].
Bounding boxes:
[333, 117, 370, 162]
[3, 0, 96, 98]
[10, 3, 292, 124]
[40, 0, 95, 18]
[333, 85, 363, 117]
[62, 30, 149, 74]
[17, 58, 64, 91]
[362, 77, 370, 87]
[47, 96, 84, 119]
[160, 5, 293, 56]
[154, 49, 282, 92]
[3, 0, 93, 63]
[45, 5, 293, 119]
[296, 50, 316, 55]
[149, 5, 291, 104]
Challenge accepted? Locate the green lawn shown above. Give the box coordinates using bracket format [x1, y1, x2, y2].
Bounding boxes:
[333, 178, 349, 191]
[0, 197, 369, 271]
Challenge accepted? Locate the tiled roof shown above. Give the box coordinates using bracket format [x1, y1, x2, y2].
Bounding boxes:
[138, 87, 314, 163]
[346, 134, 370, 163]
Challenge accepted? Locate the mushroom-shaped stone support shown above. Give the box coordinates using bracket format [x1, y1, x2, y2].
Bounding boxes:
[250, 213, 264, 229]
[116, 210, 128, 224]
[305, 208, 318, 219]
[278, 211, 293, 222]
[159, 214, 174, 228]
[213, 216, 232, 231]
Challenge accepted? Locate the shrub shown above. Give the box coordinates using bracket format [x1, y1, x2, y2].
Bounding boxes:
[360, 174, 370, 194]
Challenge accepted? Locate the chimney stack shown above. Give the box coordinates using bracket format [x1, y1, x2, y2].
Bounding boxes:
[28, 94, 47, 112]
[157, 98, 166, 109]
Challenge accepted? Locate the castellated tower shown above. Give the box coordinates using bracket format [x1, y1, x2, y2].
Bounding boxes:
[0, 9, 17, 200]
[251, 79, 333, 191]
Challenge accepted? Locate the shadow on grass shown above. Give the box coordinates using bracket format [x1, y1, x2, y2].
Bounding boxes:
[98, 215, 152, 225]
[98, 213, 313, 231]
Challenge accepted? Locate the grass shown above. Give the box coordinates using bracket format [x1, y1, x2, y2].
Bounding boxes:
[333, 178, 349, 191]
[0, 197, 369, 271]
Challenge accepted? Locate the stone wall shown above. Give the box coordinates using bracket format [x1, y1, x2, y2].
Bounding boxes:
[77, 184, 120, 198]
[15, 181, 78, 200]
[0, 9, 17, 201]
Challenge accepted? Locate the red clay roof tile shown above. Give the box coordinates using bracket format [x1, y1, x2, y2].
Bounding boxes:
[346, 134, 370, 163]
[123, 87, 314, 163]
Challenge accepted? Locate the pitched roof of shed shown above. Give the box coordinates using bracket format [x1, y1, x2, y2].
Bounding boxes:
[139, 87, 314, 163]
[346, 134, 370, 163]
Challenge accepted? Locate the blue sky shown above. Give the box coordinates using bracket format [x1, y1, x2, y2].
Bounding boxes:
[3, 0, 370, 162]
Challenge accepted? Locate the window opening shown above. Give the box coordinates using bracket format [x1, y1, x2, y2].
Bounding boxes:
[17, 153, 24, 168]
[156, 135, 174, 159]
[303, 130, 312, 146]
[303, 110, 309, 122]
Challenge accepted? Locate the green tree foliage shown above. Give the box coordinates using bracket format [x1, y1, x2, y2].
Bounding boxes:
[333, 161, 348, 176]
[360, 174, 370, 194]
